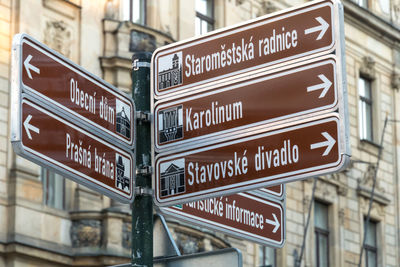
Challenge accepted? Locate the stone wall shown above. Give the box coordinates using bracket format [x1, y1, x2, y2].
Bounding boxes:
[0, 0, 11, 257]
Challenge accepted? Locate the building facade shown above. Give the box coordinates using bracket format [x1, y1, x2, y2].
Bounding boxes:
[0, 0, 400, 266]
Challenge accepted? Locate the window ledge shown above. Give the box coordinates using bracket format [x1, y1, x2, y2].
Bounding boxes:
[357, 184, 391, 206]
[358, 139, 381, 156]
[343, 0, 400, 45]
[41, 205, 70, 219]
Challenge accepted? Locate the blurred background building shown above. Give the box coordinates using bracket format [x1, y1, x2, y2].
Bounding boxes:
[0, 0, 400, 266]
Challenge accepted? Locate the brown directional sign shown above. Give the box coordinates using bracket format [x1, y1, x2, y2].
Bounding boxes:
[154, 115, 348, 206]
[152, 0, 339, 98]
[15, 34, 135, 148]
[11, 99, 135, 203]
[154, 56, 337, 151]
[158, 191, 285, 247]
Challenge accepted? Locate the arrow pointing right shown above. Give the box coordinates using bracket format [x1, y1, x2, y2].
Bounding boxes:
[304, 16, 329, 40]
[307, 74, 332, 98]
[265, 213, 280, 233]
[23, 114, 40, 140]
[24, 55, 40, 79]
[310, 132, 336, 156]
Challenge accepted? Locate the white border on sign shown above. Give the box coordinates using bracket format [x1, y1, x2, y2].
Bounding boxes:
[154, 114, 346, 206]
[19, 35, 135, 148]
[154, 56, 338, 153]
[158, 192, 285, 247]
[16, 99, 135, 202]
[152, 0, 335, 99]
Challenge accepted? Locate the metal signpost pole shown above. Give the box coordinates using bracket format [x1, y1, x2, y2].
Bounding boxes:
[131, 52, 153, 266]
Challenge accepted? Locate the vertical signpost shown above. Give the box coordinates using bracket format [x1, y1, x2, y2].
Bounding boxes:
[10, 0, 351, 264]
[131, 52, 153, 266]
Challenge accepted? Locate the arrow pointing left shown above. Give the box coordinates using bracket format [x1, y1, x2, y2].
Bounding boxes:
[265, 213, 280, 233]
[24, 55, 40, 79]
[23, 115, 40, 140]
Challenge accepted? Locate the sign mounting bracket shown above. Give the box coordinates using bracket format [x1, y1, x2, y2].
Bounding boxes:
[135, 186, 154, 196]
[136, 165, 153, 176]
[136, 111, 152, 122]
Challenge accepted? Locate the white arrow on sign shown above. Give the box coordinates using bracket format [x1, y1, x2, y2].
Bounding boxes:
[265, 213, 280, 233]
[23, 114, 40, 140]
[310, 131, 336, 156]
[307, 74, 332, 98]
[304, 17, 329, 40]
[24, 55, 40, 80]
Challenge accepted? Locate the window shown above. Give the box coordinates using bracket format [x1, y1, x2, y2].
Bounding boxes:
[258, 246, 275, 267]
[42, 168, 65, 210]
[358, 77, 373, 141]
[122, 0, 146, 25]
[314, 201, 329, 267]
[355, 0, 368, 8]
[364, 219, 378, 267]
[195, 0, 214, 36]
[379, 0, 390, 14]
